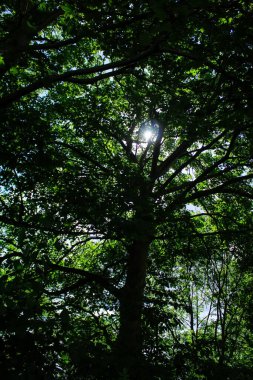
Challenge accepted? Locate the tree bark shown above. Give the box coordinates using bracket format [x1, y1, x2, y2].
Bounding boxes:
[114, 186, 154, 378]
[116, 238, 150, 378]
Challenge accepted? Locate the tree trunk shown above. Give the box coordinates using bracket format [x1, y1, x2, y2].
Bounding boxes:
[116, 239, 150, 379]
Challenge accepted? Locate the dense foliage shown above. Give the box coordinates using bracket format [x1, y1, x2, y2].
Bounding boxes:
[1, 1, 253, 379]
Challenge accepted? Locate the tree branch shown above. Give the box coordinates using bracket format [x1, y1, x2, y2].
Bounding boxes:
[0, 44, 159, 107]
[56, 141, 111, 173]
[157, 130, 228, 195]
[0, 214, 83, 236]
[150, 122, 164, 178]
[47, 262, 120, 298]
[154, 140, 191, 179]
[27, 13, 152, 52]
[186, 176, 253, 203]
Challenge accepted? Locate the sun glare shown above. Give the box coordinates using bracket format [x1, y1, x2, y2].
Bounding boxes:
[139, 119, 159, 144]
[143, 129, 153, 142]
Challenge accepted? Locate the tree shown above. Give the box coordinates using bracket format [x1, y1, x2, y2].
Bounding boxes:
[1, 1, 253, 379]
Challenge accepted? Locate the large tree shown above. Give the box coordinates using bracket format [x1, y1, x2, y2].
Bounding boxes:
[1, 1, 253, 379]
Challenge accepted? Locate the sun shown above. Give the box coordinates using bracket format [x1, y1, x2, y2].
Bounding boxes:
[143, 129, 153, 142]
[139, 119, 159, 144]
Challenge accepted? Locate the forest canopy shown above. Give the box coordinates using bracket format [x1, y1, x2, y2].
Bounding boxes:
[0, 1, 253, 379]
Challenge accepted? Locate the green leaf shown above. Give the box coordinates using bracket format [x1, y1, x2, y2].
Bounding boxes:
[9, 66, 18, 75]
[38, 3, 47, 12]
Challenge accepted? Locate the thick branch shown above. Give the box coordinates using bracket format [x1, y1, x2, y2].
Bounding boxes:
[154, 140, 191, 179]
[150, 123, 164, 178]
[186, 177, 253, 203]
[56, 141, 111, 173]
[155, 227, 253, 240]
[160, 175, 253, 217]
[0, 45, 159, 108]
[28, 35, 85, 51]
[48, 262, 120, 298]
[0, 215, 83, 236]
[0, 7, 63, 75]
[27, 13, 151, 52]
[187, 130, 240, 189]
[156, 129, 232, 196]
